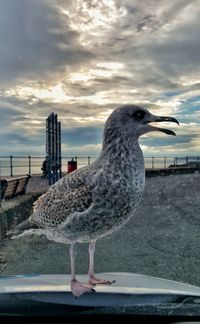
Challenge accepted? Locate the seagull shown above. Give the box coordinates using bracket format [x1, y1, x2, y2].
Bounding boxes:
[8, 105, 179, 297]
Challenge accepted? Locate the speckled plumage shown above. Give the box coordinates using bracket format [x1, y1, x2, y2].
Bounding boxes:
[29, 131, 145, 243]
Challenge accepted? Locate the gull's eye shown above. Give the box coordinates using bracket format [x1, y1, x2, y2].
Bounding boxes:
[132, 110, 146, 120]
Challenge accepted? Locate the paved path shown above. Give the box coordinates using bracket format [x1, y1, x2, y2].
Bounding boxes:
[1, 173, 200, 288]
[26, 175, 49, 194]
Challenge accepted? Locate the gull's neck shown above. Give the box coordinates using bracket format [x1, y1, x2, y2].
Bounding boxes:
[100, 128, 143, 165]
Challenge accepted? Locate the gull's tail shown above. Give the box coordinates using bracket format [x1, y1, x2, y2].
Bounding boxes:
[7, 217, 39, 239]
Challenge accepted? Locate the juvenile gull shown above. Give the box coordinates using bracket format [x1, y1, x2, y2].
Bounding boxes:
[8, 105, 179, 297]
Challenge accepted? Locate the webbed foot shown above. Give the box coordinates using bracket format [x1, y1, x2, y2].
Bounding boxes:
[71, 279, 95, 298]
[89, 275, 116, 285]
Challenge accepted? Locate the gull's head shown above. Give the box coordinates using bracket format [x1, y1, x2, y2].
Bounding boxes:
[104, 105, 179, 141]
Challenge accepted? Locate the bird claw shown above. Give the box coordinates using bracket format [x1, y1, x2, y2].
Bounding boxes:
[71, 279, 96, 298]
[89, 276, 116, 285]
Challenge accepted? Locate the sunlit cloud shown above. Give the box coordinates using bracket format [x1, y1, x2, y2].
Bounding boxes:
[61, 0, 127, 46]
[4, 83, 73, 104]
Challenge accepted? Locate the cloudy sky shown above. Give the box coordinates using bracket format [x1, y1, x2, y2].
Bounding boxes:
[0, 0, 200, 158]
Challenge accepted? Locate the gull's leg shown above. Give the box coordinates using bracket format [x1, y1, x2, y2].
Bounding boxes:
[69, 242, 95, 298]
[88, 239, 116, 285]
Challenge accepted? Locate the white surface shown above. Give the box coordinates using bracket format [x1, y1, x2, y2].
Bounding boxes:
[0, 272, 200, 296]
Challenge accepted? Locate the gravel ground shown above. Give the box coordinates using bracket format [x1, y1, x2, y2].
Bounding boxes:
[1, 173, 200, 287]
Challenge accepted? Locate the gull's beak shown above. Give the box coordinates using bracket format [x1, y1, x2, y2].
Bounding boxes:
[145, 114, 179, 136]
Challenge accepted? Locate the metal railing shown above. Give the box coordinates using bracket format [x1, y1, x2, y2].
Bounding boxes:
[0, 155, 200, 177]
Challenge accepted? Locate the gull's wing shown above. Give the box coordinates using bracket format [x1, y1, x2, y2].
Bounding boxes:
[31, 184, 92, 228]
[52, 165, 92, 193]
[31, 166, 94, 228]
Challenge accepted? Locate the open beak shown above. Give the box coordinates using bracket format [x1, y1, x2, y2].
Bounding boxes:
[145, 115, 179, 136]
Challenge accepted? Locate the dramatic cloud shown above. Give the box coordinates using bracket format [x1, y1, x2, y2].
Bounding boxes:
[0, 0, 94, 85]
[0, 0, 200, 158]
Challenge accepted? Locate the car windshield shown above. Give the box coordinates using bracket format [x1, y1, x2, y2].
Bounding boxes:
[0, 0, 200, 319]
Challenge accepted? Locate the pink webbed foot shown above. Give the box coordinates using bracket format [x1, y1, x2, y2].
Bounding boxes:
[89, 275, 116, 285]
[71, 279, 95, 298]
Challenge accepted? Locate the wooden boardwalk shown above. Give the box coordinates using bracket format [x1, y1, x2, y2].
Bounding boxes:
[0, 175, 50, 195]
[26, 175, 50, 194]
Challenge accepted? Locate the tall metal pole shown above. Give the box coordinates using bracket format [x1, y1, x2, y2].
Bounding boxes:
[47, 113, 53, 185]
[46, 113, 62, 185]
[57, 122, 62, 179]
[50, 112, 54, 185]
[54, 113, 58, 183]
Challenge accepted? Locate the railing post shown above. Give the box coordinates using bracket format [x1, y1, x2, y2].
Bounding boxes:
[0, 159, 1, 207]
[88, 156, 90, 165]
[10, 155, 13, 177]
[152, 156, 154, 169]
[164, 157, 166, 168]
[28, 155, 31, 175]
